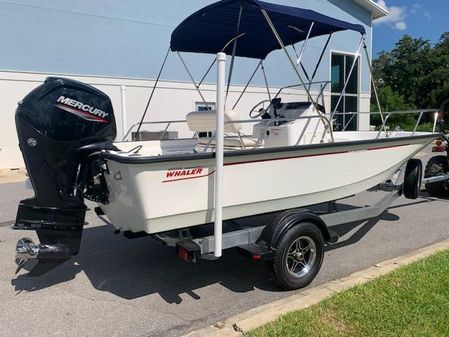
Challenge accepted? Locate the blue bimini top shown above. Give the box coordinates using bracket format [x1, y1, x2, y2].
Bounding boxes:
[170, 0, 365, 59]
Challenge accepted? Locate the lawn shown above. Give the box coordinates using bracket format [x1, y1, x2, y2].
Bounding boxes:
[248, 250, 449, 337]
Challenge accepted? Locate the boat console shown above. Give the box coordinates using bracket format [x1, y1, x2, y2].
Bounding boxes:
[183, 98, 328, 151]
[253, 99, 327, 147]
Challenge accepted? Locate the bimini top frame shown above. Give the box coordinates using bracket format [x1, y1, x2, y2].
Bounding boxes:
[136, 0, 373, 139]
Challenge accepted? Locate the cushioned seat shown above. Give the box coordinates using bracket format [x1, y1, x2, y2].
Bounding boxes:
[186, 109, 242, 133]
[186, 109, 260, 149]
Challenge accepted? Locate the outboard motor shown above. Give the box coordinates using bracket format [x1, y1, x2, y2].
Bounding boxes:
[13, 77, 117, 274]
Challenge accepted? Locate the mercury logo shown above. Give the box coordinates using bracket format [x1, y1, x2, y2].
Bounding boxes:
[55, 96, 109, 123]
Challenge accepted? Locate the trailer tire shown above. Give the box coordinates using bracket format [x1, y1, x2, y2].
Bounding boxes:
[403, 159, 422, 200]
[425, 156, 449, 197]
[268, 222, 324, 290]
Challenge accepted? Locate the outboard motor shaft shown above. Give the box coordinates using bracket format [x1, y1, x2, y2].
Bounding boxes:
[13, 77, 117, 274]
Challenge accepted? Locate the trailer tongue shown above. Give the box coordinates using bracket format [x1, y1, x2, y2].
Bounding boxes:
[13, 77, 117, 273]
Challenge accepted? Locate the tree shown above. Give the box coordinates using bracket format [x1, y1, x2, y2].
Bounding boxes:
[426, 33, 449, 110]
[372, 33, 449, 131]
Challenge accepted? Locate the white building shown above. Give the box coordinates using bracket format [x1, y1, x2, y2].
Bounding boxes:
[0, 0, 387, 169]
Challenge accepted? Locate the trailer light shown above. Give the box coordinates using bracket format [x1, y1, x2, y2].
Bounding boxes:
[252, 254, 262, 261]
[176, 240, 201, 263]
[178, 247, 190, 262]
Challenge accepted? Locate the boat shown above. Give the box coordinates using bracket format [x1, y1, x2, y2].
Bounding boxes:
[97, 0, 439, 234]
[12, 0, 443, 286]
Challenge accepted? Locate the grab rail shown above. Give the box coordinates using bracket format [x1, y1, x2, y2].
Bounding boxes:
[332, 109, 439, 138]
[123, 109, 441, 146]
[122, 120, 186, 141]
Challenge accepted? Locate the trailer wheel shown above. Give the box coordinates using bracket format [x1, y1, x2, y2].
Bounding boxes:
[268, 222, 324, 290]
[403, 159, 423, 200]
[425, 156, 449, 197]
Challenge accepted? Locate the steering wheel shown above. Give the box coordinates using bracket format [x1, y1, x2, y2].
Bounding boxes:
[249, 99, 271, 119]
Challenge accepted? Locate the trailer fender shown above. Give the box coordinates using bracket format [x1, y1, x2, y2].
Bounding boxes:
[259, 209, 337, 250]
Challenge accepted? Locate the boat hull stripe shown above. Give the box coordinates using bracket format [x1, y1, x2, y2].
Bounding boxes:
[161, 144, 410, 183]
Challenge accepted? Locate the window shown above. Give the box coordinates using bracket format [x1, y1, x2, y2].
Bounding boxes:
[331, 53, 359, 131]
[195, 102, 216, 137]
[195, 102, 216, 111]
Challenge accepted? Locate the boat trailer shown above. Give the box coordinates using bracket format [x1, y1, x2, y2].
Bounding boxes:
[123, 159, 448, 290]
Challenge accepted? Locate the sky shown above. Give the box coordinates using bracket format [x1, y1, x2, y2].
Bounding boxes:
[372, 0, 448, 56]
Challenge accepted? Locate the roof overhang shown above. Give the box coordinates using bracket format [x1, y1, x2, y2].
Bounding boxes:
[352, 0, 389, 20]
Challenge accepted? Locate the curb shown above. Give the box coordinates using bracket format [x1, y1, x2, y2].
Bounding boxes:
[0, 168, 27, 184]
[183, 238, 449, 337]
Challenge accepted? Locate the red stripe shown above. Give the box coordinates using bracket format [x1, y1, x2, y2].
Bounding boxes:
[226, 143, 410, 167]
[55, 104, 108, 123]
[162, 143, 410, 183]
[367, 144, 409, 151]
[225, 150, 349, 167]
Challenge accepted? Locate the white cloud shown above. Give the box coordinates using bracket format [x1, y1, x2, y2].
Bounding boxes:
[373, 1, 408, 31]
[410, 4, 422, 14]
[411, 4, 432, 19]
[394, 22, 407, 30]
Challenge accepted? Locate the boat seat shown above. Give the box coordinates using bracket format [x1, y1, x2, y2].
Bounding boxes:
[186, 109, 242, 133]
[187, 109, 260, 149]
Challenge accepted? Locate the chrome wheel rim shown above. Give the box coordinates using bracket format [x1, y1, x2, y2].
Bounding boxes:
[286, 236, 316, 278]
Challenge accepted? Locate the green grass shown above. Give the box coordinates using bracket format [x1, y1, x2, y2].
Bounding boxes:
[248, 250, 449, 337]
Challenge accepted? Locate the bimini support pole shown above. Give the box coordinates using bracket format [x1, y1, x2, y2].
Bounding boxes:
[362, 39, 386, 126]
[136, 46, 170, 136]
[177, 52, 210, 109]
[260, 9, 334, 142]
[214, 52, 226, 258]
[331, 35, 364, 121]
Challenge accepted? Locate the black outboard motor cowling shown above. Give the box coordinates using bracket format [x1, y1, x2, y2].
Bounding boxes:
[13, 77, 117, 273]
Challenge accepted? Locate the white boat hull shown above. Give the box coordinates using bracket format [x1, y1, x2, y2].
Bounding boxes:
[100, 133, 436, 234]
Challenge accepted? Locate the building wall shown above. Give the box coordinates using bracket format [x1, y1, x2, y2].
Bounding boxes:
[0, 0, 373, 92]
[0, 0, 374, 169]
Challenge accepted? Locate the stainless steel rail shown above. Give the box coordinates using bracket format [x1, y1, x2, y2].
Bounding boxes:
[122, 109, 441, 148]
[122, 120, 187, 141]
[332, 109, 440, 138]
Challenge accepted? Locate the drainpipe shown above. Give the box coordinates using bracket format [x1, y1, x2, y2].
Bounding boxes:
[120, 85, 128, 141]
